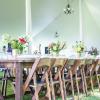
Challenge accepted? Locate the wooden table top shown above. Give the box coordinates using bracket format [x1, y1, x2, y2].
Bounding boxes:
[0, 54, 100, 62]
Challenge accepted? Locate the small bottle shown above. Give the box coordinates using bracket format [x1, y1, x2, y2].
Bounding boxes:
[7, 43, 12, 54]
[45, 47, 50, 54]
[3, 46, 6, 53]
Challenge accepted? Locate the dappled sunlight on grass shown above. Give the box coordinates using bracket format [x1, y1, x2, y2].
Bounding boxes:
[81, 96, 100, 100]
[0, 71, 100, 100]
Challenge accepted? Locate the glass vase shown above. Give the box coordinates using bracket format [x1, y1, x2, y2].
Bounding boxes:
[12, 49, 19, 56]
[52, 51, 60, 56]
[76, 52, 82, 58]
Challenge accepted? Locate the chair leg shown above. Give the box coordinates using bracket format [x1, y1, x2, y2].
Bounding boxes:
[90, 71, 94, 92]
[0, 91, 4, 100]
[4, 79, 7, 97]
[50, 71, 56, 100]
[58, 70, 65, 100]
[1, 80, 5, 96]
[45, 72, 51, 100]
[75, 71, 80, 100]
[82, 68, 88, 95]
[62, 71, 67, 100]
[80, 69, 85, 94]
[1, 70, 7, 97]
[32, 72, 39, 100]
[95, 69, 100, 92]
[70, 70, 75, 99]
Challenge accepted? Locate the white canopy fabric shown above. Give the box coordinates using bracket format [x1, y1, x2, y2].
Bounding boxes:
[0, 0, 100, 48]
[0, 0, 25, 35]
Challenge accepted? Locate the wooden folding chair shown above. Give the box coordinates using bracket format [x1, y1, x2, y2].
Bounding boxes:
[63, 59, 86, 100]
[82, 59, 99, 94]
[23, 58, 40, 94]
[27, 58, 55, 100]
[94, 59, 100, 92]
[74, 59, 86, 99]
[49, 58, 67, 100]
[62, 59, 75, 100]
[76, 59, 93, 97]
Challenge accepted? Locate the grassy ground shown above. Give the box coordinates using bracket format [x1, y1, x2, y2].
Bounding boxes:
[0, 72, 100, 100]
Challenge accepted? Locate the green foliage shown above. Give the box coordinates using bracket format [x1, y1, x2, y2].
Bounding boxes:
[49, 41, 66, 53]
[11, 40, 19, 49]
[73, 41, 86, 53]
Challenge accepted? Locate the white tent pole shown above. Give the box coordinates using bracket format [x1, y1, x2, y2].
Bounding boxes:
[25, 0, 32, 54]
[79, 0, 83, 41]
[25, 0, 32, 35]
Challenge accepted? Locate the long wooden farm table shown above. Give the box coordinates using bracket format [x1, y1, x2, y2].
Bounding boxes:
[0, 55, 100, 100]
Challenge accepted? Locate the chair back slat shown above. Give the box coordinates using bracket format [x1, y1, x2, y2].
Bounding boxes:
[68, 60, 85, 76]
[98, 59, 100, 65]
[53, 58, 67, 68]
[67, 59, 75, 66]
[91, 59, 99, 73]
[85, 59, 93, 65]
[37, 58, 55, 68]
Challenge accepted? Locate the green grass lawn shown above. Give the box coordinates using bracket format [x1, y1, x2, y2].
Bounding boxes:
[0, 71, 100, 100]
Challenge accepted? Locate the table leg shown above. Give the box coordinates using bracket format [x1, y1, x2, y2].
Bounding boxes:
[15, 62, 23, 100]
[0, 90, 4, 100]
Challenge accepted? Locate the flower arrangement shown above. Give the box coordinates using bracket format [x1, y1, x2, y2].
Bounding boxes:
[11, 37, 27, 53]
[73, 41, 86, 54]
[2, 34, 28, 54]
[49, 41, 66, 55]
[88, 47, 99, 56]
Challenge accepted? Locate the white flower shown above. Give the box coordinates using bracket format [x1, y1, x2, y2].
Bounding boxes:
[2, 33, 12, 44]
[73, 41, 86, 53]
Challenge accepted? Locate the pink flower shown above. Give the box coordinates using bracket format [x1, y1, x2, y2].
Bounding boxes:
[19, 38, 27, 44]
[48, 43, 53, 48]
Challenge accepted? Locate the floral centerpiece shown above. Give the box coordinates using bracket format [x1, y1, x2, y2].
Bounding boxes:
[88, 47, 99, 57]
[11, 37, 27, 54]
[73, 41, 86, 57]
[49, 41, 66, 56]
[2, 34, 28, 55]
